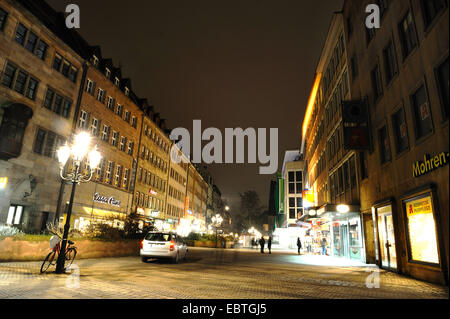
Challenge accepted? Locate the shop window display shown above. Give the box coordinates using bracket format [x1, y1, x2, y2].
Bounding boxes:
[404, 194, 439, 265]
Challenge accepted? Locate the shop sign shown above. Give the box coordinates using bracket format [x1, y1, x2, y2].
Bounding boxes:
[93, 193, 121, 207]
[150, 211, 160, 218]
[406, 197, 432, 217]
[0, 177, 7, 189]
[149, 189, 157, 196]
[412, 152, 449, 178]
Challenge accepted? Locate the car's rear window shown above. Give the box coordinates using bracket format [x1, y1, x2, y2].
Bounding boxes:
[145, 233, 172, 242]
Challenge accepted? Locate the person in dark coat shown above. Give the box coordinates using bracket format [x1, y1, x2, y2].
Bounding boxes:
[259, 237, 265, 254]
[297, 237, 302, 255]
[267, 237, 272, 254]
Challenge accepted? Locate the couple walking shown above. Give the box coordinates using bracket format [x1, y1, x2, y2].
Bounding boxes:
[259, 236, 272, 254]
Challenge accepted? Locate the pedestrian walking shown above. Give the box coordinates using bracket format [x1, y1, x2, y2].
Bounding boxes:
[259, 237, 265, 254]
[297, 237, 302, 255]
[321, 237, 327, 255]
[267, 237, 272, 254]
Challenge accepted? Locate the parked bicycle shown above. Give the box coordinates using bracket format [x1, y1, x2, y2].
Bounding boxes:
[40, 230, 77, 274]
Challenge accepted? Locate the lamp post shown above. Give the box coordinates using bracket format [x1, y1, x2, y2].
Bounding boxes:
[211, 214, 223, 248]
[55, 132, 101, 274]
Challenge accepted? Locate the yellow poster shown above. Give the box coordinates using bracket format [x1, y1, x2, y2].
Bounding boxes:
[406, 196, 432, 217]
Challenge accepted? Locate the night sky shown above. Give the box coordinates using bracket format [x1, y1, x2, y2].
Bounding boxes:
[47, 0, 343, 211]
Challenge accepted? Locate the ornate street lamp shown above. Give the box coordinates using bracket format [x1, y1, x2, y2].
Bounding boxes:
[211, 214, 223, 248]
[55, 132, 101, 274]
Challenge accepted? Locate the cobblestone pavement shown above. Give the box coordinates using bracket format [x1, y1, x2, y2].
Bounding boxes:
[0, 248, 448, 299]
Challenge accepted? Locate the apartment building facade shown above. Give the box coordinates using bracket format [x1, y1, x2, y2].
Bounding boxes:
[343, 0, 448, 284]
[0, 0, 83, 232]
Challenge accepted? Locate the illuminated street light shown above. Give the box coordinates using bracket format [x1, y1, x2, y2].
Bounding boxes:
[337, 204, 350, 214]
[211, 214, 223, 248]
[55, 132, 101, 274]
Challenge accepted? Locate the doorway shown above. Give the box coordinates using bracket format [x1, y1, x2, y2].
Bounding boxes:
[377, 205, 397, 270]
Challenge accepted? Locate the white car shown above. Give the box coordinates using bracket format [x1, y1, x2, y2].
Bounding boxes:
[140, 232, 188, 263]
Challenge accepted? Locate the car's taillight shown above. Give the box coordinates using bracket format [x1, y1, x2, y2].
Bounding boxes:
[170, 241, 175, 251]
[140, 240, 144, 249]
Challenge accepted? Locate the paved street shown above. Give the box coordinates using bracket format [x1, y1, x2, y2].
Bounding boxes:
[0, 248, 447, 299]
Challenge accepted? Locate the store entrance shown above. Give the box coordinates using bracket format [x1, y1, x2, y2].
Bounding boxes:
[377, 206, 397, 271]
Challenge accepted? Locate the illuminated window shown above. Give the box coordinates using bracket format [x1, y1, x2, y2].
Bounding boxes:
[404, 194, 439, 265]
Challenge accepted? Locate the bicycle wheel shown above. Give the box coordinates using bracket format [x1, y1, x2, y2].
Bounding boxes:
[40, 251, 56, 274]
[65, 248, 77, 269]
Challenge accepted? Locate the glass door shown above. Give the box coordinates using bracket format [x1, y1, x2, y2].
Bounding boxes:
[377, 205, 397, 270]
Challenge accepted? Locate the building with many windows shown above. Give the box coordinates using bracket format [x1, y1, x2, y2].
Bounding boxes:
[0, 0, 83, 232]
[300, 12, 365, 262]
[343, 0, 448, 284]
[0, 0, 215, 235]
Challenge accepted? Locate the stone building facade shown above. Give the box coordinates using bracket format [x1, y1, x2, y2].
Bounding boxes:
[343, 0, 448, 284]
[0, 0, 214, 235]
[0, 0, 83, 232]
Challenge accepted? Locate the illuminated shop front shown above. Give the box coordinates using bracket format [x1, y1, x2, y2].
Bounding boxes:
[302, 204, 364, 262]
[372, 186, 446, 282]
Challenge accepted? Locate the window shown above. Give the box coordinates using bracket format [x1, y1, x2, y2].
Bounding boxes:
[411, 85, 433, 139]
[404, 194, 439, 265]
[114, 77, 120, 86]
[435, 57, 449, 119]
[392, 108, 409, 153]
[44, 88, 54, 109]
[101, 125, 110, 142]
[107, 97, 115, 110]
[97, 88, 106, 103]
[86, 79, 95, 94]
[91, 118, 99, 136]
[105, 68, 111, 79]
[96, 158, 106, 181]
[15, 23, 28, 45]
[25, 77, 39, 100]
[124, 110, 130, 122]
[119, 136, 127, 151]
[112, 131, 119, 147]
[53, 94, 63, 115]
[14, 71, 27, 94]
[124, 87, 129, 96]
[53, 53, 63, 71]
[421, 0, 447, 27]
[371, 64, 383, 101]
[33, 128, 64, 158]
[383, 41, 398, 84]
[62, 99, 72, 118]
[0, 7, 7, 31]
[288, 170, 302, 194]
[127, 141, 134, 155]
[43, 88, 71, 118]
[123, 169, 129, 189]
[79, 110, 88, 129]
[35, 40, 48, 60]
[92, 55, 99, 66]
[68, 66, 78, 83]
[131, 116, 137, 128]
[25, 31, 38, 53]
[106, 161, 114, 184]
[2, 62, 17, 88]
[378, 125, 391, 164]
[116, 104, 123, 117]
[399, 11, 417, 59]
[114, 165, 122, 187]
[6, 206, 23, 226]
